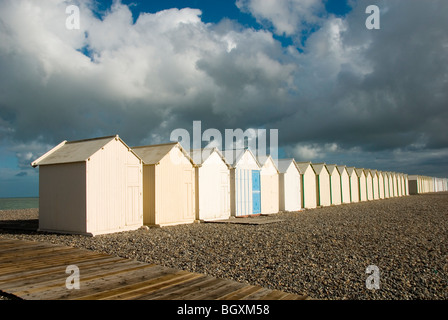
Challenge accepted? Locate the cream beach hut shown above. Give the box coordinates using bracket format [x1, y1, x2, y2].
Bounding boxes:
[31, 135, 143, 236]
[326, 164, 342, 206]
[337, 165, 351, 204]
[371, 170, 379, 200]
[311, 163, 331, 207]
[133, 142, 196, 227]
[365, 170, 374, 200]
[392, 172, 399, 197]
[355, 168, 367, 202]
[382, 172, 390, 198]
[296, 161, 317, 209]
[378, 171, 385, 199]
[190, 148, 231, 221]
[387, 172, 395, 197]
[277, 159, 301, 212]
[223, 148, 261, 217]
[257, 155, 280, 215]
[346, 167, 359, 203]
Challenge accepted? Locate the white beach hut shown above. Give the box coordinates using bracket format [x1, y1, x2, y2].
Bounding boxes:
[31, 135, 143, 236]
[133, 142, 196, 227]
[356, 168, 367, 202]
[326, 164, 342, 206]
[383, 172, 390, 198]
[223, 148, 261, 217]
[296, 161, 317, 209]
[257, 155, 280, 215]
[346, 167, 359, 203]
[392, 172, 399, 197]
[190, 148, 231, 221]
[311, 163, 331, 207]
[365, 170, 374, 200]
[371, 170, 379, 200]
[337, 165, 351, 204]
[388, 172, 395, 197]
[277, 159, 302, 212]
[378, 171, 385, 199]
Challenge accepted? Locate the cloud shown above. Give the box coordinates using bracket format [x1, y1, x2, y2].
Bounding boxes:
[236, 0, 325, 37]
[0, 0, 447, 179]
[15, 171, 27, 177]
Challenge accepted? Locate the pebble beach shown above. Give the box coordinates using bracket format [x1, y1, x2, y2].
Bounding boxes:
[1, 192, 447, 300]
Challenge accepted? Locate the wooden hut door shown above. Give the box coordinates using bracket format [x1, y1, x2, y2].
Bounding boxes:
[252, 170, 261, 214]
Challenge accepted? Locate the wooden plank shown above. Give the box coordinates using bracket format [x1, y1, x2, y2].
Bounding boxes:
[0, 251, 111, 275]
[0, 257, 137, 292]
[100, 272, 205, 300]
[0, 239, 310, 301]
[133, 274, 214, 300]
[0, 256, 123, 283]
[217, 284, 265, 300]
[146, 276, 226, 300]
[256, 289, 291, 300]
[48, 264, 171, 300]
[12, 262, 158, 300]
[165, 278, 242, 300]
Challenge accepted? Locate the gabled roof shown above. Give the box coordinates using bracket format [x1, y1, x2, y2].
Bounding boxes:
[222, 148, 260, 168]
[311, 163, 329, 175]
[277, 159, 297, 173]
[132, 142, 194, 166]
[336, 165, 348, 175]
[325, 164, 340, 175]
[355, 168, 366, 176]
[256, 155, 279, 172]
[346, 167, 358, 176]
[189, 148, 230, 167]
[31, 135, 138, 167]
[295, 161, 316, 174]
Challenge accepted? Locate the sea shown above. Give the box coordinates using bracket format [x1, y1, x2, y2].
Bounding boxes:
[0, 197, 39, 210]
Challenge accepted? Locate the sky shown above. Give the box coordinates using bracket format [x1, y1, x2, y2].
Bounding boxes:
[0, 0, 447, 197]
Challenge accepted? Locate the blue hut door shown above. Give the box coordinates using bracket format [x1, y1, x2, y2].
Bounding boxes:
[252, 170, 261, 214]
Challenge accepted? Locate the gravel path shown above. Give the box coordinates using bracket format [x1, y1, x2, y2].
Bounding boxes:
[1, 193, 447, 300]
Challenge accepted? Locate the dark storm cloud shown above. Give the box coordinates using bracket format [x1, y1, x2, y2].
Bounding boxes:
[0, 0, 447, 177]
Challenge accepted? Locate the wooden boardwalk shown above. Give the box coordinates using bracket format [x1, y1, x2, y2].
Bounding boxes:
[0, 238, 309, 300]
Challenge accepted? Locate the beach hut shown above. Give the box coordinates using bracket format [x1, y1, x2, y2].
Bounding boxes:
[311, 163, 331, 207]
[337, 165, 351, 204]
[223, 148, 261, 217]
[408, 175, 418, 195]
[392, 172, 399, 197]
[365, 170, 374, 200]
[277, 159, 301, 212]
[371, 170, 379, 200]
[378, 171, 385, 199]
[31, 135, 143, 236]
[356, 168, 367, 202]
[382, 172, 389, 198]
[404, 174, 409, 195]
[296, 161, 317, 209]
[257, 155, 280, 215]
[133, 142, 196, 227]
[346, 167, 359, 203]
[398, 173, 404, 195]
[387, 172, 395, 197]
[190, 148, 231, 221]
[326, 164, 342, 206]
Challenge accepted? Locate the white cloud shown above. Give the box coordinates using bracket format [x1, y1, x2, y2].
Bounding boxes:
[236, 0, 325, 36]
[0, 0, 448, 179]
